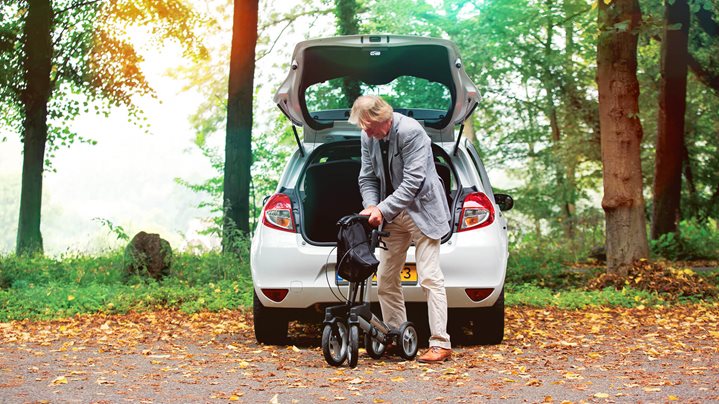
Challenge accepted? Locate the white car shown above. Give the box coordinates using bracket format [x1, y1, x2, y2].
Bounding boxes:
[251, 35, 513, 345]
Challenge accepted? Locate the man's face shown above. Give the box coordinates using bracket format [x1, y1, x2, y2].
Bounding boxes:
[363, 118, 392, 140]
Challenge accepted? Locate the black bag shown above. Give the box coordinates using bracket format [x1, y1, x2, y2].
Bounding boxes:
[336, 215, 380, 283]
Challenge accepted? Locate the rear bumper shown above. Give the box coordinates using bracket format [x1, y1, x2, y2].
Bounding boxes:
[251, 224, 507, 310]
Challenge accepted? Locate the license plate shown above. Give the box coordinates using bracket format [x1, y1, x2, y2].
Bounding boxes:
[336, 264, 418, 285]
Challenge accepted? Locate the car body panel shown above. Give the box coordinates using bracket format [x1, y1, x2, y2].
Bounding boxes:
[251, 141, 508, 312]
[274, 35, 479, 142]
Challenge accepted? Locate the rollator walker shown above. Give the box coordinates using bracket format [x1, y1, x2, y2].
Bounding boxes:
[321, 214, 419, 368]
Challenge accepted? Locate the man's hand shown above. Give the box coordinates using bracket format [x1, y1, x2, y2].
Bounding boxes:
[360, 206, 383, 227]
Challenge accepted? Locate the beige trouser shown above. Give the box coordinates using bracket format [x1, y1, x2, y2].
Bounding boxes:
[377, 210, 451, 349]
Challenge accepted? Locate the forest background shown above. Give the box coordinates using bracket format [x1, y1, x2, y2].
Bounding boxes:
[1, 0, 718, 321]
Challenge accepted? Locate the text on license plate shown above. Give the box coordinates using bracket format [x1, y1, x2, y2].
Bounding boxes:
[336, 264, 417, 285]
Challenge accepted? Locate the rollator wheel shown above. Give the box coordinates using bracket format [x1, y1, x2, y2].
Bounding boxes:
[364, 333, 386, 359]
[398, 322, 419, 360]
[347, 324, 359, 368]
[322, 323, 348, 367]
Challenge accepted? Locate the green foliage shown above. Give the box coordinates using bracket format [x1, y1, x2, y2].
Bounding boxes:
[505, 233, 605, 291]
[505, 284, 670, 309]
[92, 217, 130, 241]
[1, 233, 716, 321]
[0, 0, 206, 166]
[651, 218, 719, 260]
[0, 248, 253, 322]
[305, 78, 349, 111]
[637, 0, 719, 223]
[175, 119, 293, 236]
[305, 76, 451, 112]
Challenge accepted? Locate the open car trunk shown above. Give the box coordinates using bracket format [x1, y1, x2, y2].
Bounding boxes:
[298, 141, 457, 244]
[274, 35, 480, 144]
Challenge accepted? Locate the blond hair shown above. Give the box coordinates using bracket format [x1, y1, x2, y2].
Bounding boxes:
[348, 95, 393, 129]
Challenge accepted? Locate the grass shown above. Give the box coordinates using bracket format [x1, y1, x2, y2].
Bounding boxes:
[0, 239, 717, 322]
[0, 250, 253, 322]
[505, 283, 680, 309]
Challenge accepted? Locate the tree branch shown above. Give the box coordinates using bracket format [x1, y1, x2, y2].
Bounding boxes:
[258, 8, 334, 34]
[650, 34, 719, 95]
[557, 6, 592, 26]
[56, 0, 104, 15]
[695, 6, 719, 37]
[687, 52, 719, 94]
[255, 19, 292, 62]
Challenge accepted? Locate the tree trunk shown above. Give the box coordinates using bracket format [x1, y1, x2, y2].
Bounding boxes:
[224, 0, 258, 249]
[542, 1, 577, 242]
[651, 0, 690, 240]
[596, 0, 649, 276]
[335, 0, 361, 106]
[17, 0, 53, 256]
[681, 139, 699, 217]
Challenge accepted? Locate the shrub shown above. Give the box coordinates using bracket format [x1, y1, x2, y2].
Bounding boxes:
[506, 232, 602, 289]
[651, 218, 719, 260]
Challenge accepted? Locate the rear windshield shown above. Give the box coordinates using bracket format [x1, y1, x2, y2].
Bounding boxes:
[305, 76, 451, 113]
[298, 44, 455, 130]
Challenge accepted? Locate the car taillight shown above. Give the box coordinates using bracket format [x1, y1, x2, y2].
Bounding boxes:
[458, 192, 495, 231]
[465, 288, 494, 302]
[262, 288, 289, 302]
[262, 193, 295, 232]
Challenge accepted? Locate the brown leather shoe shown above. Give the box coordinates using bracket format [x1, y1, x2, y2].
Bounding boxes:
[417, 346, 452, 363]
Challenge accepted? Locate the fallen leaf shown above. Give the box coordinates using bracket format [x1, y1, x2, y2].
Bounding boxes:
[594, 393, 609, 398]
[50, 376, 68, 386]
[95, 378, 115, 385]
[563, 372, 584, 380]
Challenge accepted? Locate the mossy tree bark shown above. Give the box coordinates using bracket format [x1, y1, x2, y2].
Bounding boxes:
[16, 0, 53, 255]
[596, 0, 649, 275]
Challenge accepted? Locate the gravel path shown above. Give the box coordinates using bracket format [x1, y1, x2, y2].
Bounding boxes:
[1, 305, 718, 403]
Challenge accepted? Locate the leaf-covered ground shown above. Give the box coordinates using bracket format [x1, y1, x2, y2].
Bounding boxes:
[1, 305, 718, 403]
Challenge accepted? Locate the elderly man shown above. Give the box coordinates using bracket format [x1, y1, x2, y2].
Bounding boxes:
[348, 95, 452, 363]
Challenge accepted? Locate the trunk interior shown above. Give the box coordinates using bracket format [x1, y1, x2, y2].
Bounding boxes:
[298, 141, 456, 244]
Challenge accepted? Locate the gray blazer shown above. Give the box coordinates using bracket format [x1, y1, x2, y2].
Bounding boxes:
[358, 112, 451, 240]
